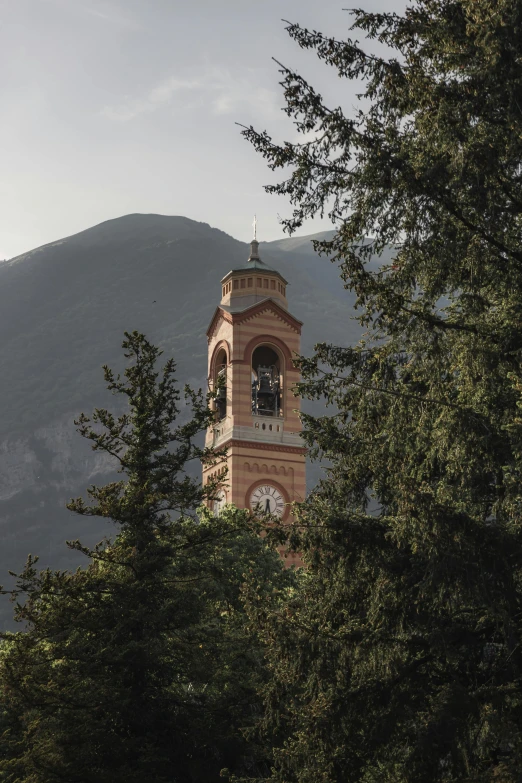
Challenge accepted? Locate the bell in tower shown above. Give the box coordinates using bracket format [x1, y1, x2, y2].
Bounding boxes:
[252, 364, 280, 416]
[251, 345, 281, 417]
[214, 362, 227, 421]
[203, 222, 306, 549]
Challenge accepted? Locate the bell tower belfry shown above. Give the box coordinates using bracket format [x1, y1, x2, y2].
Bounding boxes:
[203, 233, 306, 527]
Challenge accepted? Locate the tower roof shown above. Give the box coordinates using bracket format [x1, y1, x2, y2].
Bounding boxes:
[221, 238, 288, 284]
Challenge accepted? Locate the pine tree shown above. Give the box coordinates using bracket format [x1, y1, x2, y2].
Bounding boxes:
[239, 1, 522, 780]
[0, 332, 287, 783]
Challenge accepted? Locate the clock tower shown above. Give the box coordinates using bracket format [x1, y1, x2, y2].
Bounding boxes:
[203, 234, 306, 536]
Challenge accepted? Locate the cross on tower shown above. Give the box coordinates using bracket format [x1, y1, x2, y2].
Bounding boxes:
[252, 214, 257, 241]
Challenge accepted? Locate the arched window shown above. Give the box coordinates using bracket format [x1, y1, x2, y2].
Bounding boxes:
[251, 344, 283, 417]
[214, 348, 228, 421]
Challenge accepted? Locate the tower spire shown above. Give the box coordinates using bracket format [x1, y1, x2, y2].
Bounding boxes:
[249, 215, 260, 260]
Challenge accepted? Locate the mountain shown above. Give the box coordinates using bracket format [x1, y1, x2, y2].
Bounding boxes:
[0, 214, 392, 626]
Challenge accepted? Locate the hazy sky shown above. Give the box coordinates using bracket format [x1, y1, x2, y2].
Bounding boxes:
[1, 0, 405, 259]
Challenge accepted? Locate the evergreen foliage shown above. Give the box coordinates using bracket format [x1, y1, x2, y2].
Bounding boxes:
[0, 332, 286, 783]
[240, 1, 522, 780]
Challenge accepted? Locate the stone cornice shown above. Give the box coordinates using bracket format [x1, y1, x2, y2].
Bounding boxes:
[231, 300, 302, 333]
[224, 438, 307, 456]
[206, 306, 233, 340]
[206, 300, 302, 340]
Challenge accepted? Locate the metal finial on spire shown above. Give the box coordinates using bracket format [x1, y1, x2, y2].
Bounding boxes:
[249, 215, 260, 261]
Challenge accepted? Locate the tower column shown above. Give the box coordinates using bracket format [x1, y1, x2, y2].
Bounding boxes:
[203, 233, 306, 547]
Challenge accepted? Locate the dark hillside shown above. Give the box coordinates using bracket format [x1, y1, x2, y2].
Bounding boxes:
[0, 214, 390, 626]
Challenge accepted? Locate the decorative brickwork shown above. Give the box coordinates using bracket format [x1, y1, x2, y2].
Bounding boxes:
[202, 239, 307, 535]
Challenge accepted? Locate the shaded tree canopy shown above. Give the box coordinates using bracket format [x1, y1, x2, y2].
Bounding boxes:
[0, 332, 288, 783]
[240, 1, 522, 781]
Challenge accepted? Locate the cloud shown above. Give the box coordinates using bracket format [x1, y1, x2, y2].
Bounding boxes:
[101, 68, 280, 123]
[44, 0, 140, 30]
[101, 76, 203, 122]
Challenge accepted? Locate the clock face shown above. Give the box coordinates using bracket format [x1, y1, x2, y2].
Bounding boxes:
[250, 484, 285, 518]
[213, 490, 226, 516]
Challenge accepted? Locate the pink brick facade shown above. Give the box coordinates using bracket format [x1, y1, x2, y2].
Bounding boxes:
[203, 248, 306, 546]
